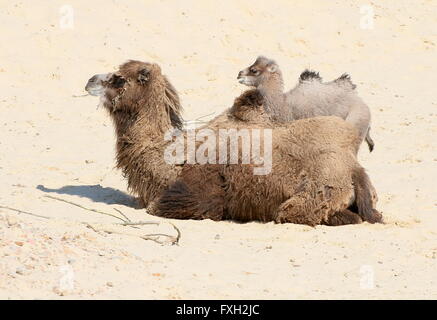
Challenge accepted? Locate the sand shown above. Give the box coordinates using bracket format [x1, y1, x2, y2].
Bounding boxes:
[0, 0, 436, 299]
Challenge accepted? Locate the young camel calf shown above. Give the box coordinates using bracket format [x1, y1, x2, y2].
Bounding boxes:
[238, 56, 375, 152]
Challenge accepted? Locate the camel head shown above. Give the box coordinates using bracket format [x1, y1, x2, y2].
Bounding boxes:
[85, 60, 162, 111]
[85, 60, 183, 129]
[237, 56, 282, 88]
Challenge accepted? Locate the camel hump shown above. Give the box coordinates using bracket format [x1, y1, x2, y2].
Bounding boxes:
[233, 89, 264, 109]
[334, 73, 357, 90]
[299, 69, 322, 83]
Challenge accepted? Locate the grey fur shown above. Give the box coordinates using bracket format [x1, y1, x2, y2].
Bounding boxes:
[237, 56, 375, 152]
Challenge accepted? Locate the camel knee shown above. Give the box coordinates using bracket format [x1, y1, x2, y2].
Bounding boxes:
[274, 197, 325, 226]
[366, 209, 383, 224]
[324, 209, 363, 226]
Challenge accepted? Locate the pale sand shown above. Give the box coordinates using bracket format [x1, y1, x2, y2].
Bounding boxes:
[0, 0, 436, 299]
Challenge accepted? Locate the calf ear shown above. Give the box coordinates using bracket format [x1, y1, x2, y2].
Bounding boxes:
[267, 64, 278, 73]
[138, 69, 150, 85]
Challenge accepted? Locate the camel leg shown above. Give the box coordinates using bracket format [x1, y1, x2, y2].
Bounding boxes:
[352, 167, 383, 223]
[154, 165, 227, 221]
[154, 180, 225, 221]
[274, 195, 328, 227]
[323, 209, 363, 226]
[367, 209, 383, 224]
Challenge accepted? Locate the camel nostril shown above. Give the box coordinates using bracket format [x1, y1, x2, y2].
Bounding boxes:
[87, 75, 98, 84]
[237, 71, 243, 79]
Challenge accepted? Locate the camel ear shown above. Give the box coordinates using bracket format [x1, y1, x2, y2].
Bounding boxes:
[138, 69, 150, 85]
[267, 64, 278, 73]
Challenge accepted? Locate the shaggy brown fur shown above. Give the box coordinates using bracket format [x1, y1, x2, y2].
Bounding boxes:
[93, 61, 184, 206]
[85, 60, 382, 226]
[205, 90, 380, 224]
[220, 89, 378, 210]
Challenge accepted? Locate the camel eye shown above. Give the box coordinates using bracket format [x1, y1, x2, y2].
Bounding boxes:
[250, 68, 259, 75]
[110, 75, 126, 88]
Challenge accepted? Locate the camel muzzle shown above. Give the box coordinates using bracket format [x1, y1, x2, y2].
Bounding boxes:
[85, 73, 112, 96]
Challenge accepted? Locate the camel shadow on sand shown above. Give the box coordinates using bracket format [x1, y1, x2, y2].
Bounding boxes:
[36, 184, 137, 208]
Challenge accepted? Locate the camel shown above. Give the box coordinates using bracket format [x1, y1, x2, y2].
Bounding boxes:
[84, 60, 382, 226]
[237, 56, 375, 152]
[207, 89, 361, 157]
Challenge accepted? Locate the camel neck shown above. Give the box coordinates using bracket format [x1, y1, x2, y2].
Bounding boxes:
[110, 94, 179, 205]
[257, 75, 286, 121]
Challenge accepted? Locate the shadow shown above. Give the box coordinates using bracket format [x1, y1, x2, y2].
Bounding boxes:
[37, 184, 137, 208]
